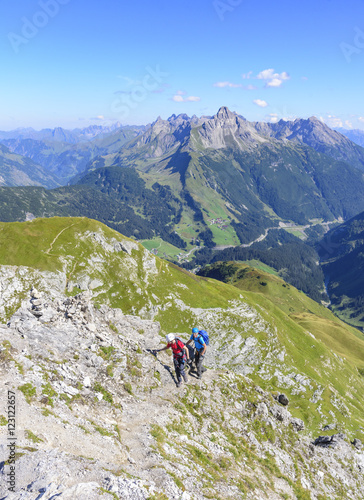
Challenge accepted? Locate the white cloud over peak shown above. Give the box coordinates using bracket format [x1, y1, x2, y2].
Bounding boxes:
[268, 113, 279, 123]
[323, 114, 343, 128]
[253, 99, 268, 108]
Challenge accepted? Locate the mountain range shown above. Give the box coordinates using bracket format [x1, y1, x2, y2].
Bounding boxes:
[3, 108, 364, 308]
[80, 108, 364, 239]
[3, 108, 364, 231]
[0, 122, 143, 143]
[0, 124, 146, 185]
[336, 127, 364, 148]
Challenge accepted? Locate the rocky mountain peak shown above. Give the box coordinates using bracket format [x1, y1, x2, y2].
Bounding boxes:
[216, 106, 236, 120]
[168, 113, 190, 122]
[307, 115, 322, 123]
[152, 115, 163, 125]
[194, 107, 268, 151]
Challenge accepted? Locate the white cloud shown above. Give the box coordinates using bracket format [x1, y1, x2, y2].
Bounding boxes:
[266, 78, 284, 88]
[359, 117, 364, 123]
[253, 99, 268, 108]
[268, 113, 279, 123]
[323, 115, 343, 128]
[172, 93, 201, 103]
[214, 81, 243, 88]
[256, 68, 290, 88]
[172, 95, 185, 102]
[242, 71, 253, 79]
[214, 81, 256, 90]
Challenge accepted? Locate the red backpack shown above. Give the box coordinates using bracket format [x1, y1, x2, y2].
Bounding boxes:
[172, 337, 186, 359]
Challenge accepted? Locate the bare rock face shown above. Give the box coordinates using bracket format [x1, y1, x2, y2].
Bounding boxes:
[196, 106, 268, 151]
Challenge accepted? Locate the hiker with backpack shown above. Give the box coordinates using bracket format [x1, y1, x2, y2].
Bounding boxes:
[154, 334, 189, 387]
[186, 328, 208, 379]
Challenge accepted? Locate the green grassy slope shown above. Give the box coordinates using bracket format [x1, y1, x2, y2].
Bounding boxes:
[1, 217, 364, 439]
[198, 260, 364, 364]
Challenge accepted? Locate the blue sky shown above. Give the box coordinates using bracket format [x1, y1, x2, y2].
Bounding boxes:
[1, 0, 364, 130]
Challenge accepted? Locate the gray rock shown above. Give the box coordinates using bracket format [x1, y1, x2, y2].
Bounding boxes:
[323, 424, 336, 431]
[314, 435, 332, 447]
[31, 298, 43, 306]
[31, 310, 43, 317]
[103, 477, 149, 499]
[31, 288, 42, 299]
[270, 404, 290, 424]
[352, 438, 363, 450]
[255, 402, 269, 419]
[278, 393, 289, 406]
[290, 418, 305, 432]
[314, 433, 346, 448]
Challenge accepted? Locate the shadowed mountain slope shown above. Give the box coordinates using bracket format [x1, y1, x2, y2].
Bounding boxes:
[319, 211, 364, 329]
[0, 143, 59, 188]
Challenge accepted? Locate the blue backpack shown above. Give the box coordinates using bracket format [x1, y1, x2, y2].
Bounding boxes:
[198, 330, 209, 346]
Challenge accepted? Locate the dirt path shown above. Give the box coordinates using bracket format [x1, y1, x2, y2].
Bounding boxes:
[45, 222, 79, 254]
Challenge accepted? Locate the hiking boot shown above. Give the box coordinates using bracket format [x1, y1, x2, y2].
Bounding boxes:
[202, 367, 207, 373]
[176, 380, 182, 388]
[183, 373, 188, 383]
[197, 375, 202, 379]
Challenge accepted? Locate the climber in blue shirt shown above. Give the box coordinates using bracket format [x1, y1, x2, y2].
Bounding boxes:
[186, 328, 207, 379]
